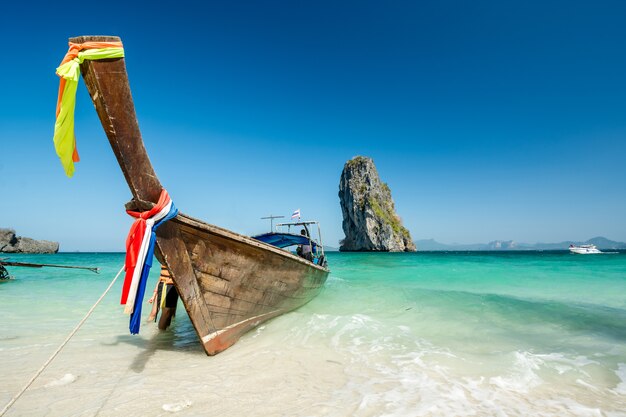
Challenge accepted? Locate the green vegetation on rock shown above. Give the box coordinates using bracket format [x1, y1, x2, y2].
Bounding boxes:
[368, 198, 411, 239]
[346, 156, 369, 168]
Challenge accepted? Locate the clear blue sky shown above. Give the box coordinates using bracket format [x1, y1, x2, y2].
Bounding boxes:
[1, 0, 625, 251]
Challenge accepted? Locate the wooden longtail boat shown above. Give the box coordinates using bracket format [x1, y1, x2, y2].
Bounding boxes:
[71, 35, 329, 355]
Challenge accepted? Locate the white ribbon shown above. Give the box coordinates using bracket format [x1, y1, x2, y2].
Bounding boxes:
[123, 200, 173, 314]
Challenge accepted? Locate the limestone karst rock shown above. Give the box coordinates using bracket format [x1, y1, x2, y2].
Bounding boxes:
[0, 228, 59, 253]
[338, 156, 416, 252]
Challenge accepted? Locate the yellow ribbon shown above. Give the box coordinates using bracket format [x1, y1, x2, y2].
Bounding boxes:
[53, 47, 124, 177]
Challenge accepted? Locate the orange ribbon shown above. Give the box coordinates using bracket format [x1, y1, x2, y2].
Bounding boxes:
[55, 41, 123, 163]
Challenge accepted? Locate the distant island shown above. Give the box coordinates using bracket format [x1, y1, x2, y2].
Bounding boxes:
[414, 236, 626, 251]
[338, 156, 416, 252]
[0, 228, 59, 253]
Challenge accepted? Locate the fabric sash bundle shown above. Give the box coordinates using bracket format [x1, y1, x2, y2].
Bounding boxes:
[53, 41, 124, 177]
[122, 190, 178, 334]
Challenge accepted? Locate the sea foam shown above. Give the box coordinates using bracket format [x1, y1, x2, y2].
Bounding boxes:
[44, 373, 77, 387]
[162, 399, 192, 413]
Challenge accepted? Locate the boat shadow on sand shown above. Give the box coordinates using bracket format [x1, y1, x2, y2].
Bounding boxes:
[102, 317, 203, 373]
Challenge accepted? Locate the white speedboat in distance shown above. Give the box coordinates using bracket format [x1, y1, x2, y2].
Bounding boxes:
[569, 244, 602, 254]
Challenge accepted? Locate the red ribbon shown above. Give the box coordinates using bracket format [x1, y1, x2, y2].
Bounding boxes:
[121, 190, 171, 305]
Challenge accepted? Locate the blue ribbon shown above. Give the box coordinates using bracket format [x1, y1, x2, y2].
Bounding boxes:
[129, 202, 179, 334]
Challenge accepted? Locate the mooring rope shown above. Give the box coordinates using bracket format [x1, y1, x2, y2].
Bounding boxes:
[0, 265, 125, 417]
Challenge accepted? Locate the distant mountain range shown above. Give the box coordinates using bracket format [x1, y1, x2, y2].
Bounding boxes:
[414, 236, 626, 251]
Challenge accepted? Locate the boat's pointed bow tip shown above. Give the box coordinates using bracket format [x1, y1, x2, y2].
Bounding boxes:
[69, 35, 122, 43]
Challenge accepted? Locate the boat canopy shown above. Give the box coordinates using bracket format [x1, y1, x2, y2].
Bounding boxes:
[253, 232, 318, 250]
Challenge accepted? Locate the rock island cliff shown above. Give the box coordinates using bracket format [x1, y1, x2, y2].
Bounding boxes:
[338, 156, 416, 252]
[0, 228, 59, 253]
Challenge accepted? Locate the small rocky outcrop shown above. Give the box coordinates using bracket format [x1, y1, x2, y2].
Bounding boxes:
[0, 228, 59, 253]
[339, 156, 416, 252]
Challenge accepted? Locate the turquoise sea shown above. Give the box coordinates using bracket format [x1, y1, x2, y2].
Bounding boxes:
[1, 251, 625, 416]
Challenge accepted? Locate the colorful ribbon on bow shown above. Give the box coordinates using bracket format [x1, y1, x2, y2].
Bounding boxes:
[122, 189, 178, 334]
[53, 41, 124, 177]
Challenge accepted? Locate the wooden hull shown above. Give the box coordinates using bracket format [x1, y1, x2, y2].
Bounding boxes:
[163, 214, 329, 354]
[71, 35, 329, 355]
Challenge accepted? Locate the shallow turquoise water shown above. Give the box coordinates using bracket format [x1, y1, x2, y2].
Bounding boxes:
[1, 251, 625, 416]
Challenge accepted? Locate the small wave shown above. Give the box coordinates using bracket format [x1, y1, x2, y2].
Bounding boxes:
[251, 325, 267, 338]
[162, 399, 192, 413]
[535, 352, 597, 366]
[1, 342, 55, 352]
[489, 351, 543, 393]
[327, 275, 346, 282]
[614, 363, 626, 395]
[45, 373, 77, 387]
